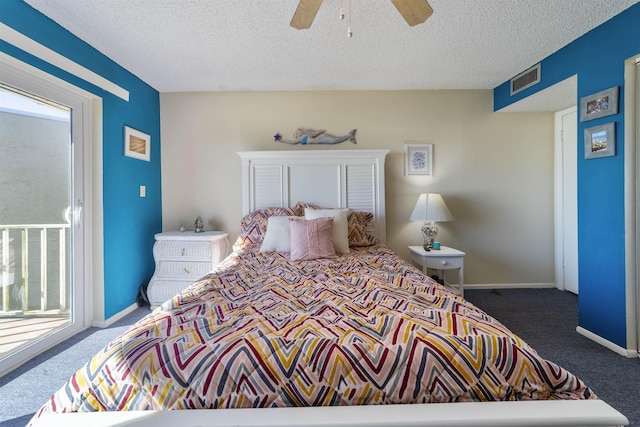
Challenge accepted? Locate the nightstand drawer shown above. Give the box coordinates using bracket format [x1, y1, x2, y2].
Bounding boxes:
[156, 241, 213, 260]
[422, 256, 463, 270]
[148, 279, 194, 304]
[157, 260, 212, 278]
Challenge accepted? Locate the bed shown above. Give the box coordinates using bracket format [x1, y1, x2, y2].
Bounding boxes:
[30, 150, 627, 426]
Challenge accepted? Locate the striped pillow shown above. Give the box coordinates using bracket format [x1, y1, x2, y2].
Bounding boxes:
[347, 211, 376, 247]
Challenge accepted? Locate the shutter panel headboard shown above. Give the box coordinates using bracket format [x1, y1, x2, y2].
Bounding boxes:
[237, 150, 389, 243]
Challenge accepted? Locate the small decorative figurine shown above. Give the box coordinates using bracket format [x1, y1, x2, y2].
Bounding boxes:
[194, 216, 204, 233]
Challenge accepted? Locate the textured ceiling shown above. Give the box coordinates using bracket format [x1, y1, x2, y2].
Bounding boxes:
[23, 0, 639, 97]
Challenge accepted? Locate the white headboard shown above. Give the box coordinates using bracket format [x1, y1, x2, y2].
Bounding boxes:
[237, 150, 389, 243]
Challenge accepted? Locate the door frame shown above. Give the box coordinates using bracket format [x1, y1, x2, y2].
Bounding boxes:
[623, 54, 640, 356]
[554, 106, 578, 293]
[0, 58, 94, 375]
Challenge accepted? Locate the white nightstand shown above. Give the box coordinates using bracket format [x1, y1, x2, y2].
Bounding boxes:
[408, 245, 466, 296]
[147, 231, 229, 308]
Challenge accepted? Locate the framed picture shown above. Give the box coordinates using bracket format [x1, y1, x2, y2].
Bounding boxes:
[405, 143, 433, 176]
[580, 86, 619, 122]
[584, 122, 615, 159]
[124, 126, 151, 162]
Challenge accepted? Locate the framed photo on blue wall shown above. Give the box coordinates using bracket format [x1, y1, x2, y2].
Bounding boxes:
[580, 86, 619, 122]
[124, 126, 151, 162]
[584, 122, 615, 159]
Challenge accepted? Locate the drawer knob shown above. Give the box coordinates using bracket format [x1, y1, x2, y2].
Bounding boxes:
[184, 267, 190, 274]
[182, 248, 186, 256]
[441, 261, 448, 266]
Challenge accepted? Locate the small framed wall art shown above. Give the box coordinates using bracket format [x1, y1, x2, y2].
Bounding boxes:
[579, 86, 619, 122]
[584, 122, 615, 159]
[405, 143, 433, 176]
[124, 126, 151, 162]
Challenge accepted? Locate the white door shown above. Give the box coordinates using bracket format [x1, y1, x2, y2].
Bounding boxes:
[554, 107, 579, 294]
[0, 63, 88, 376]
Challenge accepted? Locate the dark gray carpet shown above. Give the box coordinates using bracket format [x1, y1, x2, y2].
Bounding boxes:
[465, 288, 640, 427]
[1, 290, 638, 426]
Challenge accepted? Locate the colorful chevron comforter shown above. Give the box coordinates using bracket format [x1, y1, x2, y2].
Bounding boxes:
[31, 241, 594, 422]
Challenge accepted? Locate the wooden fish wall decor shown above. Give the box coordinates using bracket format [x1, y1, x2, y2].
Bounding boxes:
[274, 128, 357, 145]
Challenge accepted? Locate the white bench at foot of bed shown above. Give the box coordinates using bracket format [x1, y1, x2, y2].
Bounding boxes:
[35, 400, 628, 427]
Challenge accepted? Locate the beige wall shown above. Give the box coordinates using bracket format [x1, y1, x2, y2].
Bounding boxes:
[160, 90, 554, 285]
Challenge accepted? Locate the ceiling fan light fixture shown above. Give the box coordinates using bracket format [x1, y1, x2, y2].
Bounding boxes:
[290, 0, 433, 31]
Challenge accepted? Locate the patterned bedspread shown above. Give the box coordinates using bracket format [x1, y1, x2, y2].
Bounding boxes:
[31, 242, 593, 422]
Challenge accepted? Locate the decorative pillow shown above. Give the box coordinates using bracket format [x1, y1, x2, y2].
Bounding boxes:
[260, 216, 302, 252]
[304, 208, 350, 253]
[239, 207, 299, 245]
[290, 201, 311, 216]
[289, 218, 336, 261]
[347, 211, 376, 247]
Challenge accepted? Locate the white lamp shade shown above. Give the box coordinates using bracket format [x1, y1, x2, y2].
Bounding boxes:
[409, 193, 454, 222]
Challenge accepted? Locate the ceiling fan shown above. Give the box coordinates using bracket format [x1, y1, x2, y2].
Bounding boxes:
[290, 0, 433, 30]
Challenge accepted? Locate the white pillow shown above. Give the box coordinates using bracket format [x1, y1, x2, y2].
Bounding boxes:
[304, 208, 350, 253]
[260, 216, 301, 252]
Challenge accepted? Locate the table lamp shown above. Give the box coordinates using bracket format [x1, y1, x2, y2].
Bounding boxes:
[409, 193, 453, 250]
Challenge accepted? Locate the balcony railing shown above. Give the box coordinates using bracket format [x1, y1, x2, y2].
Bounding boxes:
[0, 224, 70, 315]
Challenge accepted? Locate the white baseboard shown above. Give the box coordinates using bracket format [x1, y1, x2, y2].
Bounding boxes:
[91, 302, 139, 328]
[576, 326, 639, 358]
[463, 283, 557, 290]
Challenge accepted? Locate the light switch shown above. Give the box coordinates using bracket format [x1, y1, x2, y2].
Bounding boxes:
[140, 185, 146, 197]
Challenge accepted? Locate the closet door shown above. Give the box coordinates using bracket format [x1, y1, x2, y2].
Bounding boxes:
[555, 106, 578, 294]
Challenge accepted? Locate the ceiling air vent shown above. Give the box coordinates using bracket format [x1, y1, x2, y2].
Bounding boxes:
[510, 63, 541, 96]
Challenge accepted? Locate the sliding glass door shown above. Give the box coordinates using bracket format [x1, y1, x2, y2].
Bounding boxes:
[0, 65, 87, 376]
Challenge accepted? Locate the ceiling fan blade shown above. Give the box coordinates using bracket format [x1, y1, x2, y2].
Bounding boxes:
[390, 0, 433, 26]
[290, 0, 324, 30]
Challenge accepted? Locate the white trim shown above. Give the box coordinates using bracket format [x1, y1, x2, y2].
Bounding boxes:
[554, 107, 565, 291]
[463, 282, 556, 290]
[576, 326, 639, 359]
[624, 55, 639, 356]
[91, 302, 139, 328]
[34, 400, 628, 427]
[0, 23, 129, 101]
[91, 99, 105, 324]
[636, 57, 640, 358]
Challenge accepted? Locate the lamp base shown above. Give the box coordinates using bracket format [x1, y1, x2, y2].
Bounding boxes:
[421, 221, 438, 249]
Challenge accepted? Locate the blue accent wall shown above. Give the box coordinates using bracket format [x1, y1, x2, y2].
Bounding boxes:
[494, 4, 640, 348]
[1, 0, 162, 319]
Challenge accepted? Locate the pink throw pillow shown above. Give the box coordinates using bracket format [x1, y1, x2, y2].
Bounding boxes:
[289, 218, 336, 261]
